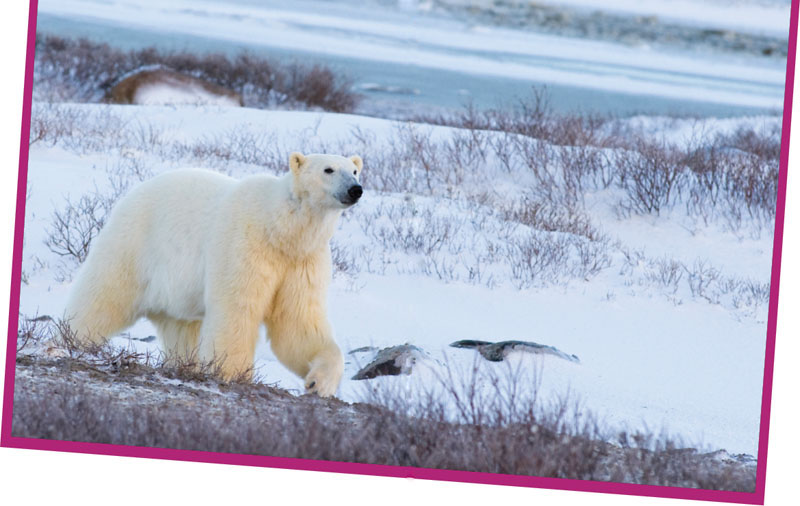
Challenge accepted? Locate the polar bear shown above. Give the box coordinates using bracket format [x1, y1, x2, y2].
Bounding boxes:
[63, 152, 363, 397]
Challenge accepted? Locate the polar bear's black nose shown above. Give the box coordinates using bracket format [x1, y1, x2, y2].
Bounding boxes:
[348, 185, 363, 201]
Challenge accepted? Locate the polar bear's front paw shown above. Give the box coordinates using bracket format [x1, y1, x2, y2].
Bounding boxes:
[305, 353, 344, 397]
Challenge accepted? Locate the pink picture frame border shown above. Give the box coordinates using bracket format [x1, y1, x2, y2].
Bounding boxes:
[2, 1, 796, 503]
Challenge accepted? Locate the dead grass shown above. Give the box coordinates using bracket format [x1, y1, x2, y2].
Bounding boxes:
[410, 90, 779, 234]
[618, 249, 771, 314]
[11, 323, 757, 491]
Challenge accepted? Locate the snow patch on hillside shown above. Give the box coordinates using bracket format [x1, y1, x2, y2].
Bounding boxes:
[19, 103, 777, 456]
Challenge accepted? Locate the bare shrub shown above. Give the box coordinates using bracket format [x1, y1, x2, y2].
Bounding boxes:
[684, 143, 725, 224]
[399, 125, 444, 193]
[364, 200, 464, 256]
[722, 154, 779, 227]
[716, 125, 781, 162]
[619, 247, 646, 277]
[34, 35, 361, 112]
[618, 250, 770, 313]
[558, 143, 614, 192]
[682, 126, 779, 233]
[44, 158, 153, 277]
[350, 125, 438, 194]
[701, 275, 770, 315]
[513, 135, 565, 204]
[730, 279, 771, 311]
[29, 102, 129, 152]
[17, 314, 255, 384]
[287, 64, 360, 113]
[501, 193, 600, 240]
[106, 155, 154, 195]
[354, 122, 492, 195]
[420, 254, 459, 282]
[29, 102, 83, 146]
[330, 240, 360, 278]
[156, 347, 257, 385]
[572, 237, 613, 280]
[16, 314, 52, 354]
[488, 130, 521, 174]
[16, 314, 148, 371]
[684, 259, 721, 302]
[412, 96, 778, 235]
[506, 232, 570, 288]
[512, 134, 611, 208]
[414, 88, 611, 149]
[644, 257, 685, 294]
[615, 138, 685, 216]
[44, 192, 107, 268]
[170, 128, 279, 172]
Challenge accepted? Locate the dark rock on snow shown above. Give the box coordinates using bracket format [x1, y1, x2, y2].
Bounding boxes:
[449, 339, 492, 349]
[450, 339, 580, 364]
[351, 344, 427, 380]
[130, 335, 157, 343]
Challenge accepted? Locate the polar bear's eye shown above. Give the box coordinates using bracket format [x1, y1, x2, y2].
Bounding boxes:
[324, 168, 334, 174]
[353, 170, 357, 175]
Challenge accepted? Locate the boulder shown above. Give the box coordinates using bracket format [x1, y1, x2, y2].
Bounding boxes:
[351, 344, 427, 380]
[450, 339, 580, 364]
[106, 67, 243, 107]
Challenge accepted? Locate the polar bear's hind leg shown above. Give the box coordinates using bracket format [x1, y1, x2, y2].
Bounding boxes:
[64, 253, 141, 345]
[150, 315, 202, 362]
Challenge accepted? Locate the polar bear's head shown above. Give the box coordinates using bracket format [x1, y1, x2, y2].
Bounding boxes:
[289, 152, 363, 209]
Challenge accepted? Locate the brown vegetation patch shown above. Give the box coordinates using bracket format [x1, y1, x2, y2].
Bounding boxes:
[34, 35, 360, 112]
[11, 318, 756, 491]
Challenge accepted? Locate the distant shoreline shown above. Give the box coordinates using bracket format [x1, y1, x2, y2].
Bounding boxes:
[424, 0, 789, 59]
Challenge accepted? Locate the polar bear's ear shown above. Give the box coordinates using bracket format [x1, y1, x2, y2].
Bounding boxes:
[350, 155, 363, 172]
[289, 152, 306, 174]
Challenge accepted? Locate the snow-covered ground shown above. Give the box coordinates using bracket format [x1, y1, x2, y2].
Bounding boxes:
[19, 0, 788, 462]
[19, 102, 777, 456]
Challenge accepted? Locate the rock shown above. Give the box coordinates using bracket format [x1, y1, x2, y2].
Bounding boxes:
[704, 449, 757, 467]
[449, 339, 492, 349]
[450, 339, 580, 364]
[25, 315, 53, 323]
[351, 344, 427, 380]
[105, 67, 244, 107]
[130, 335, 157, 343]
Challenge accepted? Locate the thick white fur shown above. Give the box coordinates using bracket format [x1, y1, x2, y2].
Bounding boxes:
[64, 152, 364, 397]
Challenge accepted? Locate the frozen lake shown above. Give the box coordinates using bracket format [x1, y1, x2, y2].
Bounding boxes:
[35, 0, 789, 117]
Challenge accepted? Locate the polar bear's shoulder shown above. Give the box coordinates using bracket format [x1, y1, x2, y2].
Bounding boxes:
[129, 168, 236, 198]
[124, 169, 291, 215]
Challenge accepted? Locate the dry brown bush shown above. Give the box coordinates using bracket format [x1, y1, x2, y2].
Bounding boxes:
[11, 329, 756, 491]
[34, 35, 360, 112]
[614, 138, 685, 216]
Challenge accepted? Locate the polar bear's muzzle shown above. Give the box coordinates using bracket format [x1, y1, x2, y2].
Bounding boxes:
[340, 184, 363, 206]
